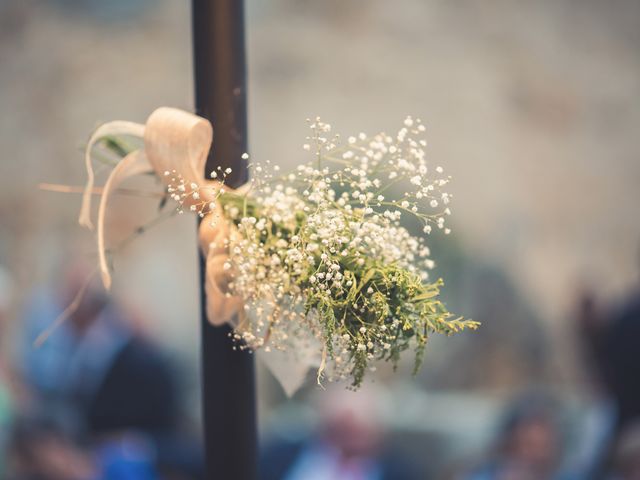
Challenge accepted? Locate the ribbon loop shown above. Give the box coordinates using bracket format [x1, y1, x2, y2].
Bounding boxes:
[144, 107, 213, 193]
[80, 107, 242, 326]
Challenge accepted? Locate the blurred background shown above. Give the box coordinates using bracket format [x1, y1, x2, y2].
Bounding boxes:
[1, 0, 639, 478]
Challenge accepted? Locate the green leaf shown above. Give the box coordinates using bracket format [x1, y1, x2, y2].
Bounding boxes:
[357, 269, 376, 292]
[413, 290, 438, 301]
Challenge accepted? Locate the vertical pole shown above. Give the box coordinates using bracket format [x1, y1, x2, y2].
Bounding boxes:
[192, 1, 257, 479]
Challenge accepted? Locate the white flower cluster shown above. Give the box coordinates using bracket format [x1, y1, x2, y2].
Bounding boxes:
[168, 117, 477, 387]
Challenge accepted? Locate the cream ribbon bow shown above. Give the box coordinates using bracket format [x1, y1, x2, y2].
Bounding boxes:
[79, 107, 243, 326]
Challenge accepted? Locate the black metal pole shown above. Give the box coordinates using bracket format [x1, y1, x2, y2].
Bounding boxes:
[192, 1, 257, 479]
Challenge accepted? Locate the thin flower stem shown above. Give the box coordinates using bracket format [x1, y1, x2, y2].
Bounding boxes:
[35, 208, 178, 347]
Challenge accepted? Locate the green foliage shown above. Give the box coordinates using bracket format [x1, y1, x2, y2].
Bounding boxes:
[219, 192, 480, 388]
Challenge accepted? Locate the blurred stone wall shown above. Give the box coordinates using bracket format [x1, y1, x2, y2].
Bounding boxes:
[1, 0, 639, 391]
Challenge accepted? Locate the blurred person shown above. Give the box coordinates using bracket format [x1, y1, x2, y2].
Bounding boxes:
[607, 422, 640, 480]
[574, 290, 608, 386]
[573, 286, 640, 420]
[575, 264, 640, 478]
[16, 260, 204, 479]
[0, 264, 17, 477]
[260, 385, 420, 480]
[596, 292, 640, 431]
[460, 393, 572, 480]
[8, 418, 97, 480]
[18, 263, 88, 429]
[19, 260, 179, 438]
[572, 289, 618, 479]
[8, 417, 165, 480]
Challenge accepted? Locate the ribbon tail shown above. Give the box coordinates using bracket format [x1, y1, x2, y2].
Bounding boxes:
[205, 253, 243, 326]
[97, 150, 152, 290]
[79, 121, 146, 230]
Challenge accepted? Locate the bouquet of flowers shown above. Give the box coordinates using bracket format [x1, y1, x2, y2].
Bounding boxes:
[74, 108, 478, 391]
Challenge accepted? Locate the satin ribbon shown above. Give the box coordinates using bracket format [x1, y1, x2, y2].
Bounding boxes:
[79, 107, 243, 326]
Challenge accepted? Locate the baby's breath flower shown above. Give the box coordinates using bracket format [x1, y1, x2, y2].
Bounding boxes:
[161, 116, 479, 389]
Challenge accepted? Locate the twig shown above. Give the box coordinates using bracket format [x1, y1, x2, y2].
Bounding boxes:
[39, 183, 164, 199]
[33, 267, 98, 348]
[316, 345, 327, 388]
[33, 208, 178, 348]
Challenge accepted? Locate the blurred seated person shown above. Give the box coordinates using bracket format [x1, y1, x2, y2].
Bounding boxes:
[8, 417, 163, 480]
[461, 393, 572, 480]
[9, 418, 98, 480]
[18, 261, 203, 479]
[607, 421, 640, 480]
[260, 385, 420, 480]
[21, 261, 177, 438]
